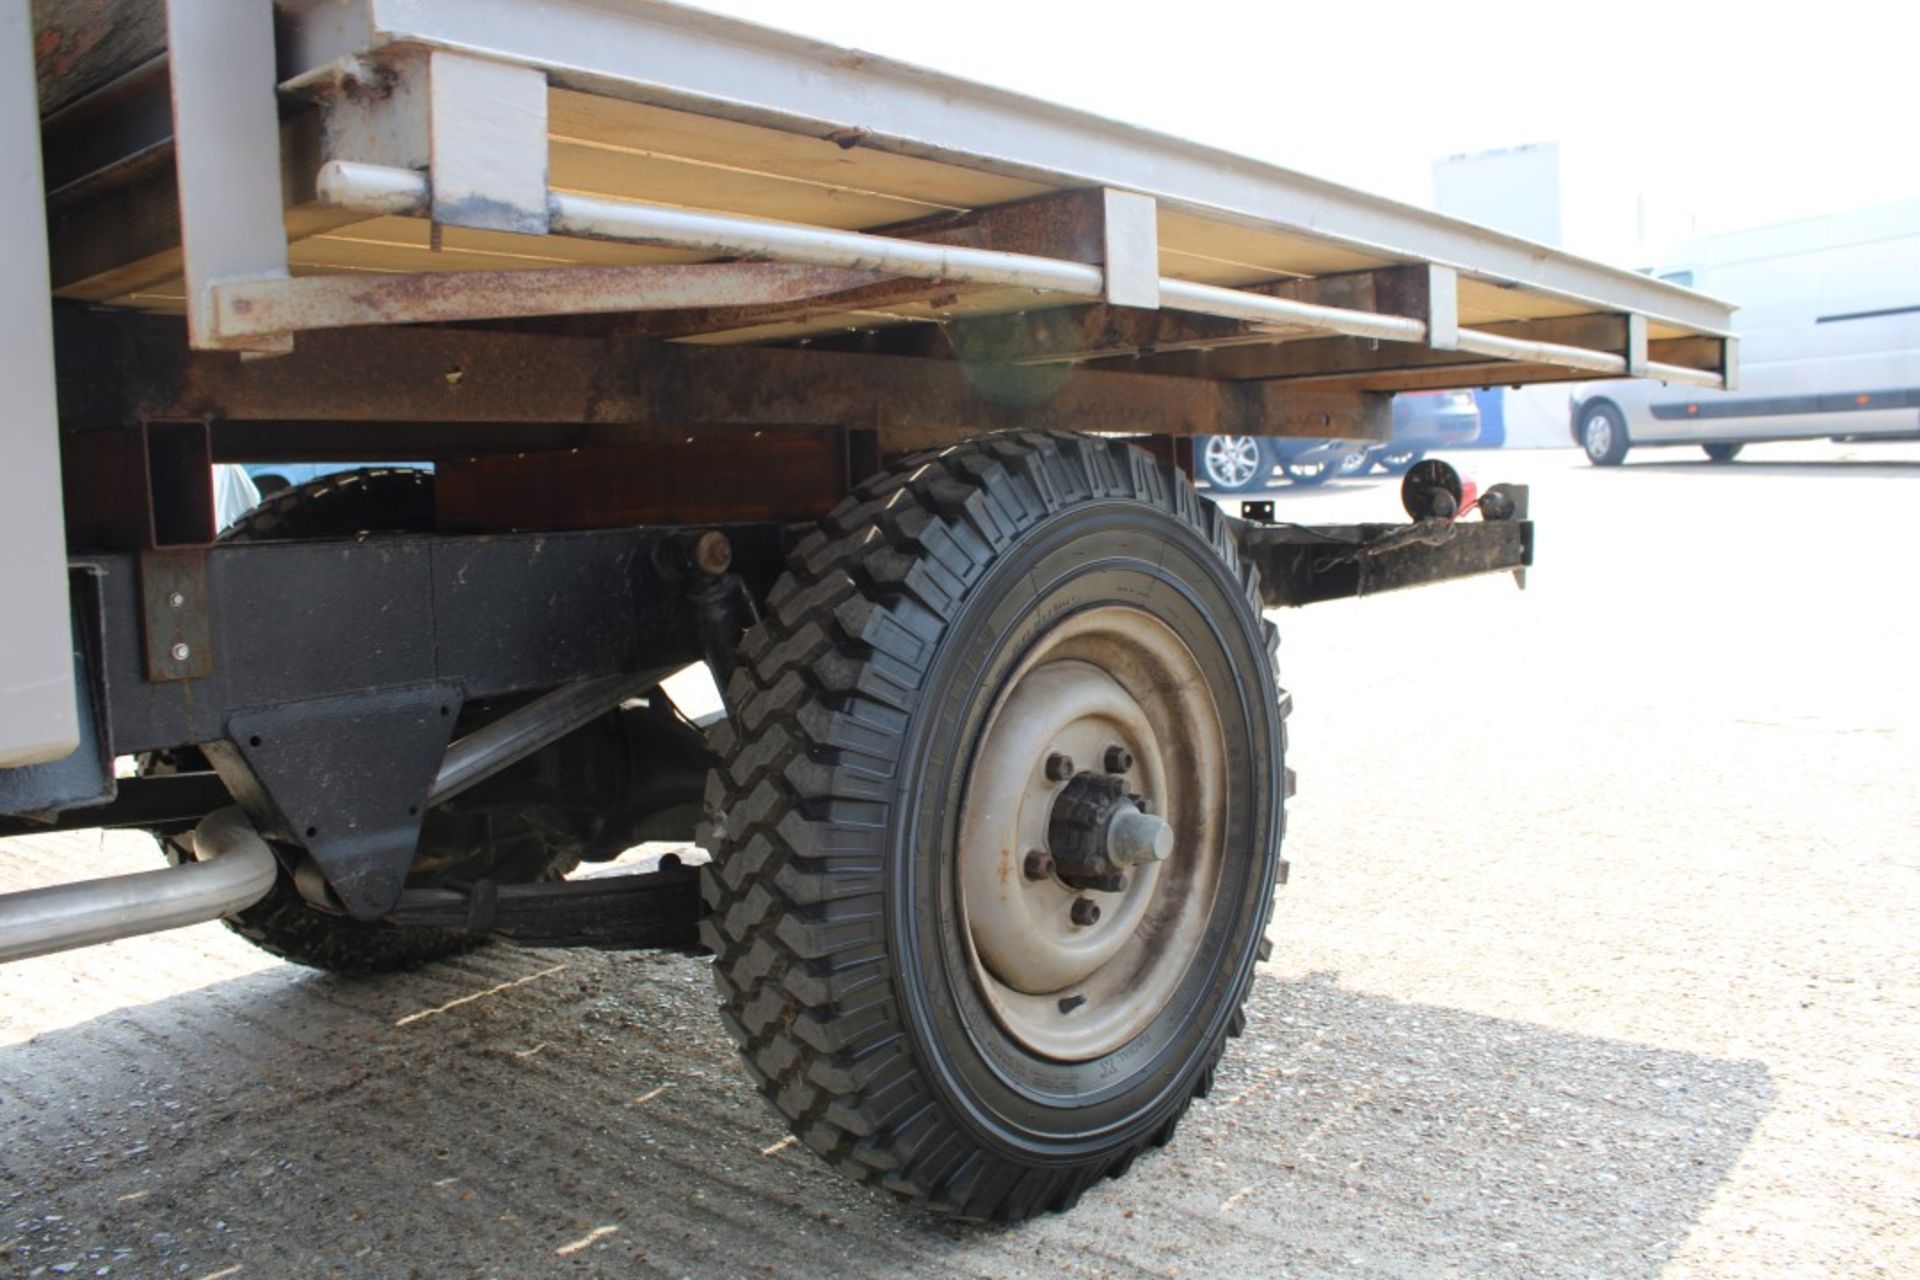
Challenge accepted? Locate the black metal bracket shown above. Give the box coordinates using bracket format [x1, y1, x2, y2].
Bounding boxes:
[383, 862, 702, 950]
[214, 685, 463, 919]
[1236, 484, 1533, 608]
[138, 550, 212, 682]
[0, 772, 233, 840]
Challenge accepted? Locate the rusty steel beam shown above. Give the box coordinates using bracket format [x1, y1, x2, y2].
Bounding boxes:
[212, 262, 892, 339]
[828, 265, 1449, 366]
[1226, 335, 1729, 393]
[435, 428, 860, 529]
[1137, 312, 1633, 383]
[56, 307, 1392, 450]
[60, 421, 216, 552]
[623, 273, 991, 340]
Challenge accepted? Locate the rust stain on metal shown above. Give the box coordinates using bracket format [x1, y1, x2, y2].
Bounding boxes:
[434, 428, 853, 530]
[212, 262, 895, 339]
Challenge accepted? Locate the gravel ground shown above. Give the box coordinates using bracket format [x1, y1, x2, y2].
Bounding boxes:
[2, 441, 1915, 1278]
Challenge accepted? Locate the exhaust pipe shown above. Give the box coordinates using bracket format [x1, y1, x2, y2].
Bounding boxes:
[0, 807, 278, 963]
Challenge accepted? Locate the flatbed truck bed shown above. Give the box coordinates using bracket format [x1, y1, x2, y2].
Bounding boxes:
[1, 0, 1733, 1224]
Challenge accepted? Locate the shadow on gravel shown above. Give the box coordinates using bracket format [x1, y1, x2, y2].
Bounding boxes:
[0, 954, 1770, 1279]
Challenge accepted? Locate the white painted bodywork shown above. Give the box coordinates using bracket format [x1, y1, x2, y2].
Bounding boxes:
[0, 3, 77, 769]
[1576, 200, 1920, 448]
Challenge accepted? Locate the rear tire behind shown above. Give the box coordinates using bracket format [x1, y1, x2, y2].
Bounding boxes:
[155, 469, 600, 975]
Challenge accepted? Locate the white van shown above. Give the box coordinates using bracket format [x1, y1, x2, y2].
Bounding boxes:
[1571, 198, 1920, 464]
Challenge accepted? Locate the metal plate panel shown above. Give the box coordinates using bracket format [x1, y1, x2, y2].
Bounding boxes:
[227, 684, 461, 918]
[430, 533, 646, 698]
[0, 573, 111, 812]
[0, 3, 78, 768]
[138, 551, 213, 681]
[163, 0, 289, 350]
[427, 50, 550, 236]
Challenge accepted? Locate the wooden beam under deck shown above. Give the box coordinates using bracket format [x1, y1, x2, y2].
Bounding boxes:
[54, 307, 1393, 455]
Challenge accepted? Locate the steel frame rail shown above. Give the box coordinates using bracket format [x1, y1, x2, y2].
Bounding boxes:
[221, 159, 1729, 391]
[165, 0, 1734, 393]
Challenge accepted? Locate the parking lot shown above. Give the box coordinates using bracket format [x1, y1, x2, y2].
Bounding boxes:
[2, 442, 1915, 1279]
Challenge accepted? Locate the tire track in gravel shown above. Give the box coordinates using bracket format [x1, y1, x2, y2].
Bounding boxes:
[2, 932, 1772, 1279]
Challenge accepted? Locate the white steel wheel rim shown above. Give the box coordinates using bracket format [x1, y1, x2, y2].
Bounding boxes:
[956, 606, 1228, 1062]
[1204, 436, 1259, 487]
[1585, 414, 1614, 458]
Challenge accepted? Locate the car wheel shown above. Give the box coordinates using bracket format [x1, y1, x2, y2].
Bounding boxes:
[701, 432, 1287, 1221]
[1579, 403, 1630, 466]
[1703, 443, 1743, 463]
[1376, 447, 1426, 476]
[1333, 444, 1374, 477]
[1199, 435, 1269, 492]
[1281, 457, 1335, 487]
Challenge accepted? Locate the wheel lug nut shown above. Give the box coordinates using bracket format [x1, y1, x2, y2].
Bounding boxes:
[1023, 850, 1055, 881]
[1070, 897, 1101, 927]
[1045, 752, 1075, 782]
[1103, 744, 1133, 774]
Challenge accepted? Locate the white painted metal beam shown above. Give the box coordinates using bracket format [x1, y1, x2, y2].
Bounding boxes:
[550, 191, 1107, 295]
[166, 0, 291, 353]
[276, 0, 1734, 336]
[295, 160, 1732, 387]
[1158, 278, 1427, 345]
[427, 51, 550, 235]
[1100, 190, 1160, 310]
[0, 1, 76, 768]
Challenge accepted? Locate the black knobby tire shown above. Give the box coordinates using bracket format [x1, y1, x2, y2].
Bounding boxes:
[228, 465, 436, 540]
[160, 468, 549, 975]
[700, 432, 1287, 1221]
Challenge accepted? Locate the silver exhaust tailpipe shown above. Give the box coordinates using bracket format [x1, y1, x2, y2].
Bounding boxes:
[0, 807, 279, 963]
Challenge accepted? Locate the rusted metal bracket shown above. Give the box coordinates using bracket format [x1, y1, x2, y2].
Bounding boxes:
[60, 419, 215, 551]
[137, 550, 212, 682]
[1237, 489, 1533, 608]
[383, 862, 701, 950]
[433, 426, 870, 530]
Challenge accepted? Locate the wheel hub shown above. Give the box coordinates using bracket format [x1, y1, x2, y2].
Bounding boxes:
[1586, 414, 1614, 457]
[956, 606, 1227, 1061]
[1047, 771, 1171, 892]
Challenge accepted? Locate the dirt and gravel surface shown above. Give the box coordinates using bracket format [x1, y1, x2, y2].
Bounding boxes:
[2, 442, 1916, 1279]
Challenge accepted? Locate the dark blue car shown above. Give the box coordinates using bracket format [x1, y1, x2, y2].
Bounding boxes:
[1197, 391, 1482, 492]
